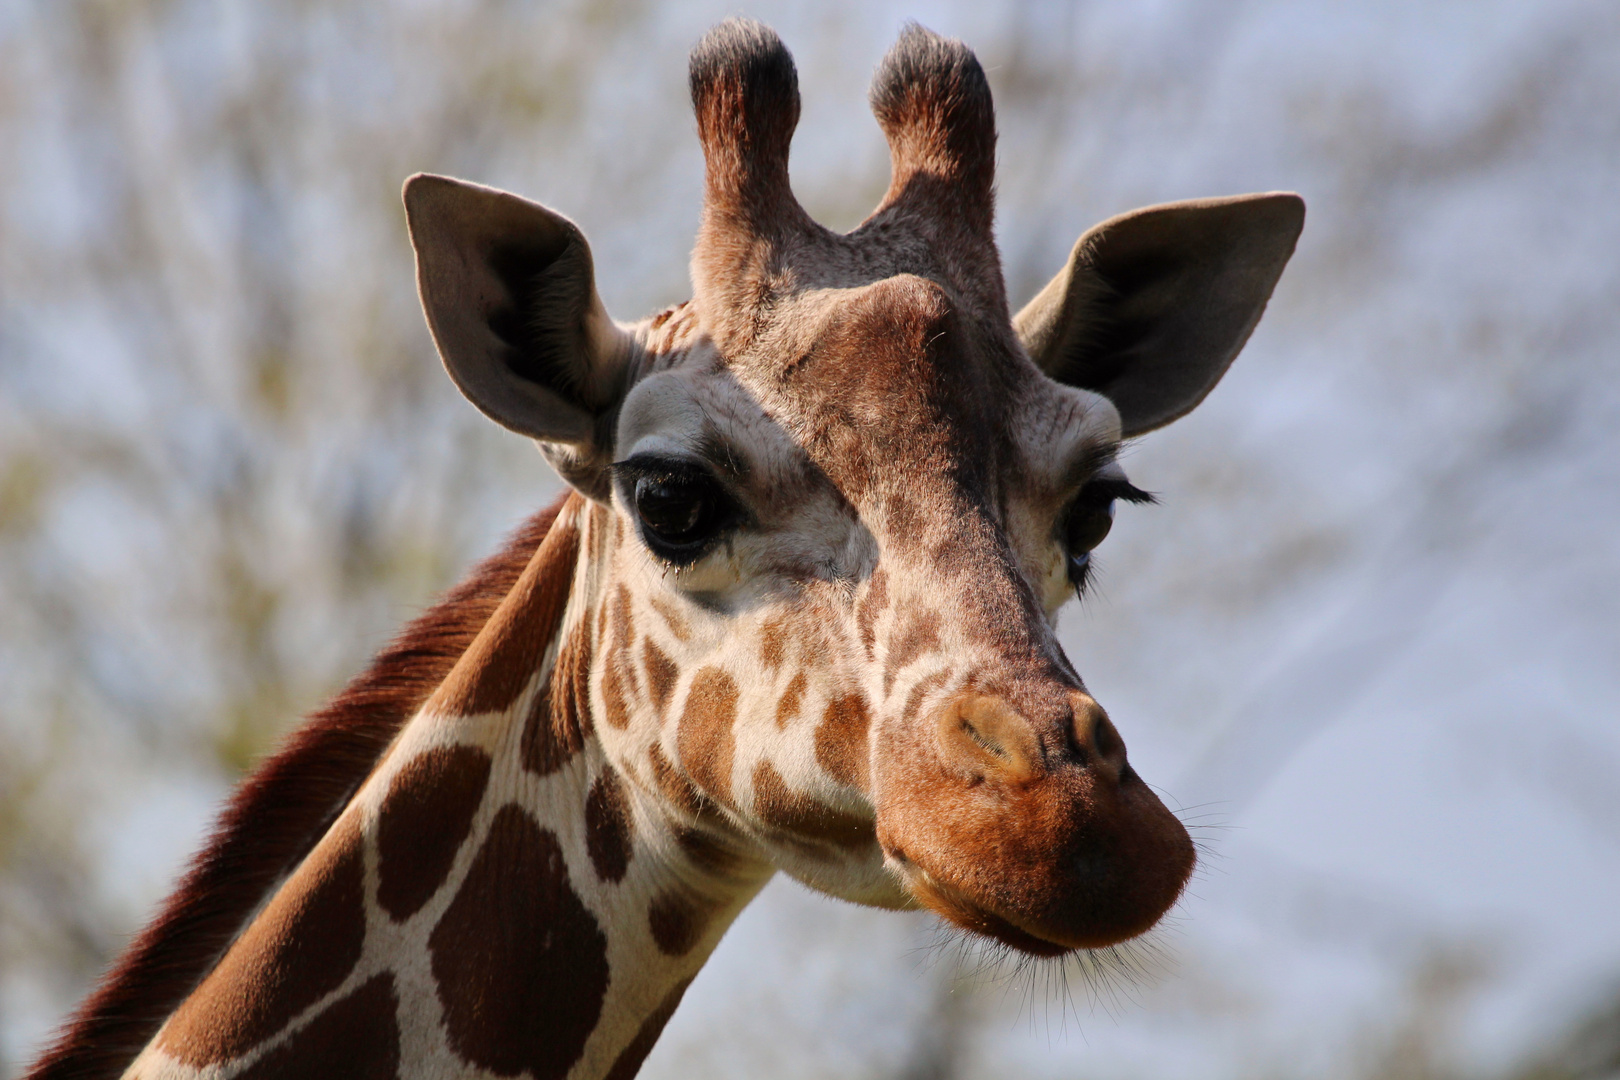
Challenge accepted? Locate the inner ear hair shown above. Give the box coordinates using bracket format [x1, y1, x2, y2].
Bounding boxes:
[1016, 192, 1304, 438]
[486, 233, 596, 400]
[404, 173, 631, 447]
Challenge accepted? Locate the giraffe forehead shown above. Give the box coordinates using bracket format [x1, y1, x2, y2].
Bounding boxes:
[749, 277, 1008, 468]
[623, 301, 1116, 519]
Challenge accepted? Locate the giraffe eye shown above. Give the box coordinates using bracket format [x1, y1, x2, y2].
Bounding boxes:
[636, 476, 710, 541]
[1062, 497, 1114, 593]
[1063, 496, 1116, 556]
[615, 455, 737, 565]
[1060, 477, 1154, 594]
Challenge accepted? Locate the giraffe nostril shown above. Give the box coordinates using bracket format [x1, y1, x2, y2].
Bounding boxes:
[934, 693, 1043, 782]
[1070, 694, 1126, 773]
[959, 717, 1006, 760]
[1093, 716, 1119, 760]
[1067, 727, 1091, 767]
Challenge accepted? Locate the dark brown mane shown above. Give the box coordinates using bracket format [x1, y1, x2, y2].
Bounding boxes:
[26, 492, 571, 1080]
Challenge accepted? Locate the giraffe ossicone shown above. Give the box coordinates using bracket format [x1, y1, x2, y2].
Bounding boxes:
[31, 19, 1303, 1080]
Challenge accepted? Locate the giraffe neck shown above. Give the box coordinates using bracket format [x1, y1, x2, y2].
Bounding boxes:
[122, 495, 773, 1080]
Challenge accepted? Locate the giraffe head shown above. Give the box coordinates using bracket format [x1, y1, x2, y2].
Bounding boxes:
[404, 21, 1302, 957]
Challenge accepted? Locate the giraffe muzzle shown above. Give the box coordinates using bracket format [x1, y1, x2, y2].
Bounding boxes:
[875, 688, 1194, 955]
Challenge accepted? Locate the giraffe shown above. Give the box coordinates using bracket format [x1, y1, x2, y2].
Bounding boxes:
[28, 20, 1303, 1080]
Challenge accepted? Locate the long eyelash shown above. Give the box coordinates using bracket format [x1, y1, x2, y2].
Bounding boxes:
[1070, 556, 1095, 601]
[1087, 478, 1157, 505]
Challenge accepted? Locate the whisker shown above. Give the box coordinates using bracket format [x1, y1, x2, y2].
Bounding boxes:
[914, 915, 1182, 1044]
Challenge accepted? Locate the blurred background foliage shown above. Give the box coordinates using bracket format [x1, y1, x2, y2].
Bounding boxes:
[1, 1, 1617, 1077]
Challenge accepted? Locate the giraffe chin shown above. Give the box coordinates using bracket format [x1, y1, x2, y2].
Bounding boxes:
[886, 834, 1192, 956]
[892, 862, 1078, 958]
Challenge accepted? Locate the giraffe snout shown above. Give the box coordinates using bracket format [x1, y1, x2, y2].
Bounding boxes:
[877, 684, 1194, 956]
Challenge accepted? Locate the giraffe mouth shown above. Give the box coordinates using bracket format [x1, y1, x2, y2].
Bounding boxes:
[885, 848, 1141, 958]
[894, 858, 1077, 957]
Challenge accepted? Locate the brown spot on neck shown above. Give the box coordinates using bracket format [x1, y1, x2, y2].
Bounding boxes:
[603, 978, 694, 1080]
[758, 615, 789, 672]
[236, 974, 400, 1080]
[430, 805, 609, 1080]
[775, 670, 807, 728]
[815, 693, 872, 789]
[643, 637, 679, 718]
[602, 648, 632, 731]
[647, 592, 691, 642]
[433, 507, 581, 717]
[648, 889, 712, 957]
[524, 615, 593, 775]
[599, 586, 639, 731]
[647, 743, 704, 817]
[752, 760, 872, 850]
[585, 768, 634, 883]
[376, 744, 493, 922]
[158, 812, 367, 1066]
[610, 584, 635, 655]
[677, 667, 739, 807]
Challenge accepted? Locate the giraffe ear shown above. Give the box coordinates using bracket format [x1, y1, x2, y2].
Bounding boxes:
[1015, 192, 1304, 438]
[404, 173, 632, 445]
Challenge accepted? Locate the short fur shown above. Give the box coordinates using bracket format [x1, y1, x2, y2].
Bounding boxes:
[27, 494, 570, 1080]
[688, 19, 800, 222]
[868, 22, 997, 238]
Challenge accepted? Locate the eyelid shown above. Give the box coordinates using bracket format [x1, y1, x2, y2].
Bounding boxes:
[1058, 442, 1122, 492]
[611, 453, 715, 484]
